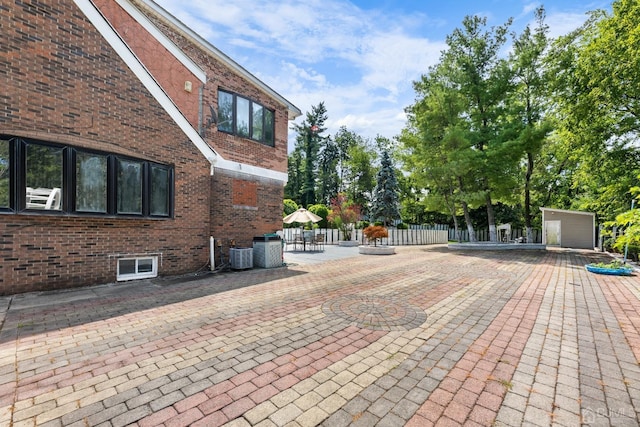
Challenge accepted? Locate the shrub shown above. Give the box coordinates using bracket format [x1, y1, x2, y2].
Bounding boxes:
[308, 204, 329, 228]
[363, 225, 388, 246]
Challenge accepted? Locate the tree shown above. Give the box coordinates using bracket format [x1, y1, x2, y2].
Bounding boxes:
[290, 102, 328, 207]
[508, 6, 552, 242]
[443, 15, 515, 241]
[344, 140, 377, 217]
[284, 150, 303, 202]
[546, 0, 640, 221]
[363, 225, 388, 247]
[328, 193, 360, 241]
[400, 61, 479, 241]
[370, 150, 401, 226]
[333, 127, 364, 191]
[316, 138, 340, 205]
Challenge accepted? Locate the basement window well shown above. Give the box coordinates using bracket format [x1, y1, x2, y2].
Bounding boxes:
[117, 256, 158, 281]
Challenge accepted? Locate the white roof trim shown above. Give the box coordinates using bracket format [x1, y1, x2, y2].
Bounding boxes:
[137, 0, 301, 120]
[115, 0, 206, 83]
[74, 0, 287, 183]
[540, 207, 595, 217]
[215, 158, 288, 182]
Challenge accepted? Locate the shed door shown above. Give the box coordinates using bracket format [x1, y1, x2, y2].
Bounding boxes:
[545, 220, 561, 246]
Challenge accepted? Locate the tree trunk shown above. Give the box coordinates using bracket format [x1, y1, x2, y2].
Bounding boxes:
[524, 151, 534, 243]
[446, 200, 461, 242]
[461, 200, 476, 242]
[485, 191, 497, 242]
[452, 215, 461, 242]
[457, 177, 476, 242]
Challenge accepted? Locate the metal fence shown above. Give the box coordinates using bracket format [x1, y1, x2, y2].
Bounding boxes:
[281, 228, 448, 246]
[449, 228, 543, 243]
[281, 226, 542, 245]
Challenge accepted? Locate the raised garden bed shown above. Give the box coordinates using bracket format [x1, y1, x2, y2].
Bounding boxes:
[585, 263, 634, 276]
[359, 245, 396, 255]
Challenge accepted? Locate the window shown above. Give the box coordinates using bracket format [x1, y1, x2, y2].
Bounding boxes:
[76, 151, 107, 213]
[150, 164, 170, 216]
[218, 91, 234, 133]
[217, 90, 275, 146]
[252, 104, 263, 140]
[117, 256, 158, 281]
[117, 158, 142, 214]
[264, 109, 274, 145]
[0, 139, 9, 208]
[236, 97, 250, 138]
[26, 143, 63, 211]
[0, 136, 173, 218]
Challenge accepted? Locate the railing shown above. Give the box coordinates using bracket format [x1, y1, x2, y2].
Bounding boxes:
[449, 228, 543, 243]
[281, 228, 448, 246]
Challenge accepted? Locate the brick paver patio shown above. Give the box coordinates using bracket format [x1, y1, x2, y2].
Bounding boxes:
[0, 245, 639, 426]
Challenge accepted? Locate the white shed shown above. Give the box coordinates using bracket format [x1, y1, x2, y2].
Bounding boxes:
[540, 208, 596, 250]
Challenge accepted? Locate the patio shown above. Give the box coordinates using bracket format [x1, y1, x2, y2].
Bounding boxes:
[1, 245, 638, 426]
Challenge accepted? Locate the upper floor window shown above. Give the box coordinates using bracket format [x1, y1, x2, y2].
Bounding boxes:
[218, 90, 275, 146]
[0, 136, 173, 218]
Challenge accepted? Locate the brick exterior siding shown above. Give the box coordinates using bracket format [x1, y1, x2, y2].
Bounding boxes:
[0, 0, 292, 294]
[211, 171, 284, 252]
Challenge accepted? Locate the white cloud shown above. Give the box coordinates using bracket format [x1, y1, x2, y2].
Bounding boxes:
[545, 11, 592, 39]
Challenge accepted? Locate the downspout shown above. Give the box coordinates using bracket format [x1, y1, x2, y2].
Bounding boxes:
[210, 237, 215, 271]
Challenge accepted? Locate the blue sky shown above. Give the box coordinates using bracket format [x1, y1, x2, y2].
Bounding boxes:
[152, 0, 612, 148]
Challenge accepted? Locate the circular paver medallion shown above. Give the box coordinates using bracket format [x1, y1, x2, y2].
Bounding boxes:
[322, 294, 427, 331]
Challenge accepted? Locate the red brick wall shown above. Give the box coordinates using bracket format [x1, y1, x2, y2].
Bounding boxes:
[95, 0, 202, 128]
[210, 170, 284, 255]
[0, 0, 211, 294]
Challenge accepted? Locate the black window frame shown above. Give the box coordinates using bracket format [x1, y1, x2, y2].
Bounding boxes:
[217, 89, 275, 147]
[0, 136, 174, 218]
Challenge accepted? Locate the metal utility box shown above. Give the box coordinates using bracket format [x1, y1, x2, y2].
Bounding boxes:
[253, 235, 282, 268]
[229, 248, 253, 270]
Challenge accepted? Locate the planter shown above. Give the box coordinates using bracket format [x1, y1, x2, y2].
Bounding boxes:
[338, 240, 359, 247]
[359, 245, 396, 255]
[585, 264, 633, 276]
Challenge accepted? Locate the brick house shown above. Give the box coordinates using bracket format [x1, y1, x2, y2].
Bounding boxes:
[0, 0, 301, 295]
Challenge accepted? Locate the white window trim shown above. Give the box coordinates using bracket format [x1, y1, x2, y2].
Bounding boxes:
[117, 256, 158, 281]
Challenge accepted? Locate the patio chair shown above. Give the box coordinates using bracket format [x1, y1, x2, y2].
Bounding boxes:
[291, 233, 304, 251]
[312, 233, 325, 251]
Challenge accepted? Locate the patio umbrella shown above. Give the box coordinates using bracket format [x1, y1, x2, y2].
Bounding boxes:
[283, 208, 322, 224]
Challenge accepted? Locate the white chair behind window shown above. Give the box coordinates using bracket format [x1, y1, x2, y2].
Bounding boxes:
[26, 187, 61, 210]
[45, 188, 61, 210]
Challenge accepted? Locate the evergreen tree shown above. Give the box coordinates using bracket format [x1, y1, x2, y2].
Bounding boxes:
[290, 103, 328, 207]
[284, 150, 303, 202]
[316, 138, 340, 205]
[370, 150, 401, 226]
